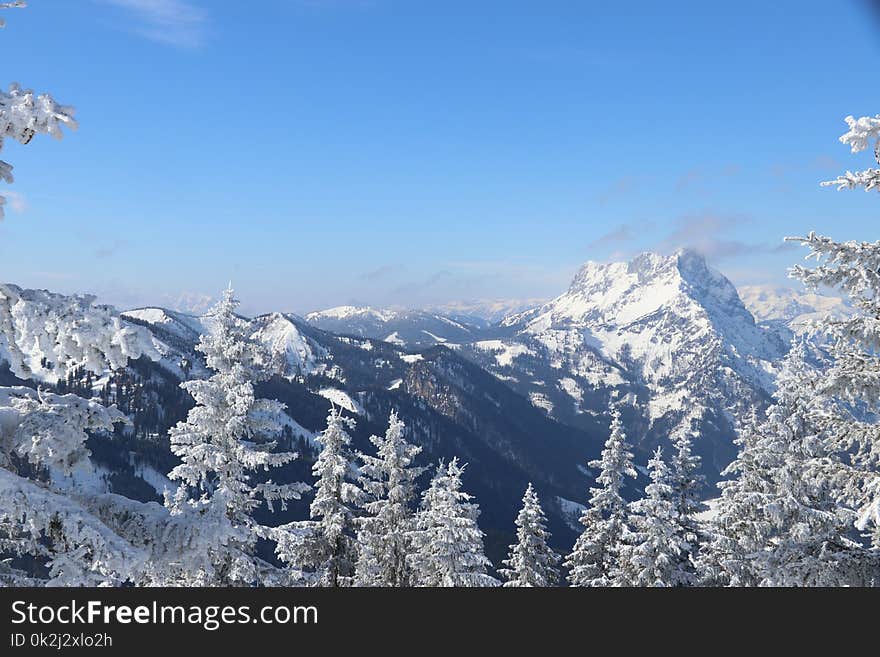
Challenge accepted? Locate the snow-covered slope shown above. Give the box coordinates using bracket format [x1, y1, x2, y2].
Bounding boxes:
[251, 313, 328, 378]
[305, 305, 482, 347]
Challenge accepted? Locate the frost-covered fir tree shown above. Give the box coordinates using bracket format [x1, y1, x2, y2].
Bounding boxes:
[565, 404, 637, 587]
[354, 410, 425, 587]
[619, 448, 693, 587]
[0, 3, 76, 219]
[667, 413, 706, 583]
[500, 483, 560, 587]
[700, 344, 871, 586]
[786, 232, 880, 552]
[165, 286, 308, 586]
[408, 459, 499, 587]
[276, 406, 362, 587]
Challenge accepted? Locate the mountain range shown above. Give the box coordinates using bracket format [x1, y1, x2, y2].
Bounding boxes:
[2, 249, 843, 561]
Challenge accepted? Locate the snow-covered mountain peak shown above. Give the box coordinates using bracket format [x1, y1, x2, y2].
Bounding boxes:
[487, 250, 787, 425]
[305, 305, 395, 323]
[521, 249, 750, 335]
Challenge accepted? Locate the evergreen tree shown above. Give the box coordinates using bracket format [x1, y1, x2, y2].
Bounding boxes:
[166, 286, 307, 586]
[276, 406, 362, 587]
[354, 410, 425, 587]
[700, 344, 871, 586]
[565, 404, 637, 586]
[408, 459, 499, 587]
[668, 413, 706, 582]
[500, 483, 560, 587]
[620, 448, 692, 586]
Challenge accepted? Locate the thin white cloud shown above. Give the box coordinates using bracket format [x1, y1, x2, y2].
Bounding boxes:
[99, 0, 208, 48]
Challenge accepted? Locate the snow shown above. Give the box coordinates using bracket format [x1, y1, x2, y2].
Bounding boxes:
[421, 330, 447, 343]
[400, 353, 423, 363]
[305, 305, 395, 322]
[0, 284, 160, 382]
[695, 497, 721, 523]
[529, 392, 553, 413]
[738, 284, 852, 331]
[556, 496, 587, 532]
[429, 298, 547, 324]
[384, 332, 405, 346]
[387, 378, 403, 390]
[317, 388, 365, 415]
[558, 377, 583, 403]
[474, 340, 534, 367]
[252, 313, 322, 377]
[134, 464, 174, 496]
[487, 250, 786, 434]
[123, 308, 173, 325]
[647, 387, 691, 422]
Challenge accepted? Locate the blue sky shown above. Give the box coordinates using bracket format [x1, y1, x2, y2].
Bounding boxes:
[1, 0, 878, 315]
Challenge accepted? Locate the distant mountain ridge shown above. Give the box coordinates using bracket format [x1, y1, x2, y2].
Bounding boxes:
[305, 305, 483, 347]
[737, 284, 851, 331]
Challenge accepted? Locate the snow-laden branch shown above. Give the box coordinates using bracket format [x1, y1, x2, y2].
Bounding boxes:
[837, 114, 880, 154]
[0, 283, 160, 380]
[821, 114, 880, 192]
[821, 168, 880, 192]
[0, 83, 77, 218]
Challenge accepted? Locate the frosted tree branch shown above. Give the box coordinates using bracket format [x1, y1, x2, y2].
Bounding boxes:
[821, 114, 880, 192]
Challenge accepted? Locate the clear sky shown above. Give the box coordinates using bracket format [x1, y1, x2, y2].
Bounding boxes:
[1, 0, 879, 315]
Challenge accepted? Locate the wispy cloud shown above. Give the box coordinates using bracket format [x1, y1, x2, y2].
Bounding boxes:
[99, 0, 209, 48]
[655, 212, 788, 262]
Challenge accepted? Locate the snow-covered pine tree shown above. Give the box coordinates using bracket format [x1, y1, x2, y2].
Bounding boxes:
[786, 232, 880, 551]
[165, 286, 308, 586]
[0, 2, 76, 219]
[565, 403, 637, 587]
[619, 448, 692, 587]
[696, 406, 770, 587]
[275, 406, 362, 587]
[700, 344, 871, 586]
[408, 458, 499, 587]
[500, 483, 560, 587]
[667, 412, 706, 583]
[354, 410, 425, 587]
